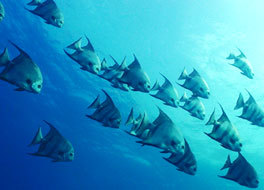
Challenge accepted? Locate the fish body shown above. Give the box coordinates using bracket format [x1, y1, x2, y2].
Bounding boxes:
[219, 154, 259, 188]
[29, 121, 74, 162]
[178, 68, 210, 99]
[0, 43, 43, 93]
[26, 0, 64, 28]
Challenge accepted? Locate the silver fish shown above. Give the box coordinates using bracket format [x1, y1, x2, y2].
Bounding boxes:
[28, 120, 74, 162]
[219, 154, 259, 188]
[163, 139, 197, 176]
[178, 68, 210, 99]
[137, 107, 185, 155]
[86, 90, 121, 128]
[0, 42, 43, 93]
[234, 91, 264, 127]
[180, 92, 205, 120]
[64, 36, 103, 74]
[227, 48, 254, 79]
[151, 74, 179, 108]
[118, 55, 151, 93]
[26, 0, 64, 28]
[0, 2, 5, 22]
[205, 104, 242, 152]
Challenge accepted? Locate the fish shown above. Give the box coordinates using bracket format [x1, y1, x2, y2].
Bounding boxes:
[28, 120, 74, 162]
[118, 55, 151, 93]
[205, 104, 242, 152]
[179, 92, 205, 120]
[86, 90, 121, 128]
[0, 42, 43, 93]
[0, 2, 5, 22]
[125, 108, 154, 139]
[64, 36, 103, 74]
[100, 56, 130, 91]
[219, 154, 259, 188]
[178, 68, 210, 99]
[25, 0, 64, 28]
[137, 107, 185, 155]
[150, 74, 179, 108]
[234, 91, 264, 127]
[163, 139, 197, 176]
[227, 48, 254, 79]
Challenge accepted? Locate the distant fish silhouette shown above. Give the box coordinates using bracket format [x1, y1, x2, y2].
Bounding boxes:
[0, 42, 43, 93]
[25, 0, 64, 28]
[219, 154, 259, 188]
[86, 90, 122, 128]
[178, 68, 210, 99]
[28, 120, 74, 162]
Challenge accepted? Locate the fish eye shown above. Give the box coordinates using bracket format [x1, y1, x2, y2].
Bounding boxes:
[26, 79, 32, 84]
[37, 85, 41, 89]
[256, 180, 259, 184]
[239, 143, 242, 147]
[181, 145, 185, 149]
[70, 153, 74, 156]
[193, 167, 197, 172]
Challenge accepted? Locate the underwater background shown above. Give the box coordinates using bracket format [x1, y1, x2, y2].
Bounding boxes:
[1, 0, 264, 189]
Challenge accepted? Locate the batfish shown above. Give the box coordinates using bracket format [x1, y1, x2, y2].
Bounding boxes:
[151, 74, 179, 108]
[118, 55, 151, 93]
[86, 90, 121, 128]
[25, 0, 64, 28]
[178, 68, 210, 99]
[219, 154, 259, 188]
[227, 48, 254, 79]
[205, 104, 242, 152]
[0, 42, 43, 93]
[28, 120, 74, 162]
[180, 92, 205, 120]
[163, 139, 197, 176]
[64, 36, 103, 74]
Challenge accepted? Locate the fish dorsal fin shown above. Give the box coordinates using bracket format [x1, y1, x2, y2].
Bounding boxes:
[206, 108, 216, 125]
[151, 80, 160, 91]
[237, 48, 246, 58]
[180, 92, 188, 102]
[184, 139, 191, 154]
[178, 68, 188, 80]
[128, 54, 141, 70]
[29, 127, 43, 146]
[153, 107, 172, 125]
[117, 56, 127, 71]
[83, 36, 95, 52]
[218, 104, 230, 123]
[189, 68, 201, 77]
[0, 48, 10, 66]
[101, 90, 115, 107]
[101, 58, 107, 70]
[221, 155, 232, 170]
[43, 120, 62, 140]
[246, 90, 256, 104]
[125, 108, 134, 125]
[67, 37, 83, 51]
[10, 41, 30, 59]
[234, 93, 244, 110]
[88, 95, 100, 109]
[160, 73, 173, 89]
[109, 55, 120, 69]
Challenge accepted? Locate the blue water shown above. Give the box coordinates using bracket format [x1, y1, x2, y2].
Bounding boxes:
[1, 0, 264, 189]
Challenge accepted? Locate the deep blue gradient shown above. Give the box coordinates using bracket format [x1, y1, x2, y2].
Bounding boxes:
[1, 0, 264, 189]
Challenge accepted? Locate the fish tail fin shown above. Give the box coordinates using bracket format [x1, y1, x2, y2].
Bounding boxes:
[206, 108, 216, 125]
[0, 48, 10, 67]
[101, 58, 107, 70]
[28, 127, 43, 146]
[88, 95, 100, 109]
[180, 92, 188, 102]
[151, 80, 160, 91]
[221, 155, 232, 170]
[178, 68, 188, 80]
[226, 53, 236, 60]
[67, 37, 83, 51]
[234, 93, 244, 110]
[125, 108, 134, 125]
[27, 0, 41, 6]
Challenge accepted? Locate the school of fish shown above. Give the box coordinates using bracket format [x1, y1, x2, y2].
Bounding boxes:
[0, 0, 261, 188]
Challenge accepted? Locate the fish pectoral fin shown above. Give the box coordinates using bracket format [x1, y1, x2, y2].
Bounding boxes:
[14, 87, 25, 91]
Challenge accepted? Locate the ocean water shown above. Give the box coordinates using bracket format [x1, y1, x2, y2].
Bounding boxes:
[0, 0, 264, 189]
